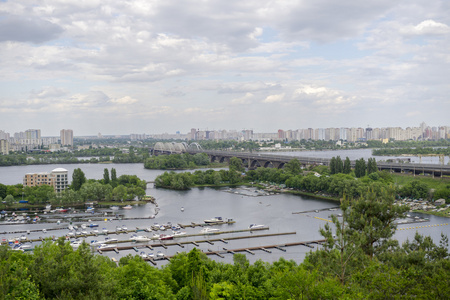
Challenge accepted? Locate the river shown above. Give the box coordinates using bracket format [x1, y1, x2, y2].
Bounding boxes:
[1, 163, 449, 266]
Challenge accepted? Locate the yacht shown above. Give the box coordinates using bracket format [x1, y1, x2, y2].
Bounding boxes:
[131, 234, 151, 242]
[249, 224, 265, 230]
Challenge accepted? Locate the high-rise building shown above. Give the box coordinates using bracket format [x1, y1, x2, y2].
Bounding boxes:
[0, 139, 9, 155]
[60, 129, 73, 146]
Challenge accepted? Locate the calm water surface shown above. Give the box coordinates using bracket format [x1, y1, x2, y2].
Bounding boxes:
[1, 163, 449, 266]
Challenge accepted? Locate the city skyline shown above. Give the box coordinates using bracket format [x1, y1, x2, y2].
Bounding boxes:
[1, 1, 449, 135]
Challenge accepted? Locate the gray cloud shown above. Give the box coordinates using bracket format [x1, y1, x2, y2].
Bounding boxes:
[0, 14, 63, 43]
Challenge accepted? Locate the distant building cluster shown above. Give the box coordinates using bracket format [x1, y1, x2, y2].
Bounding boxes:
[276, 122, 450, 142]
[0, 128, 73, 154]
[23, 168, 69, 193]
[152, 123, 449, 142]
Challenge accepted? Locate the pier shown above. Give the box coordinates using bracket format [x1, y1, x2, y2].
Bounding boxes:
[96, 231, 297, 253]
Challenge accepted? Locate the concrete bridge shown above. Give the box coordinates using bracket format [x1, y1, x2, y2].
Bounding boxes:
[150, 146, 450, 177]
[184, 150, 450, 177]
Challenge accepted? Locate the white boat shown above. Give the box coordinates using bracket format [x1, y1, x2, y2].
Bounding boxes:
[139, 251, 148, 259]
[148, 252, 155, 259]
[42, 229, 47, 233]
[91, 229, 99, 234]
[81, 224, 87, 229]
[249, 224, 265, 230]
[172, 225, 181, 231]
[97, 243, 117, 250]
[181, 207, 184, 212]
[110, 206, 119, 210]
[200, 227, 220, 234]
[70, 240, 84, 248]
[123, 205, 132, 210]
[156, 251, 165, 259]
[145, 227, 153, 232]
[204, 217, 224, 223]
[102, 228, 109, 234]
[131, 235, 151, 242]
[67, 232, 75, 237]
[173, 231, 187, 237]
[91, 237, 117, 246]
[81, 230, 88, 235]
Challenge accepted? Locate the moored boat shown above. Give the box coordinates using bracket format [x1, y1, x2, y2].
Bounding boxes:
[204, 217, 224, 223]
[123, 205, 132, 210]
[158, 234, 174, 240]
[200, 227, 220, 234]
[249, 224, 265, 230]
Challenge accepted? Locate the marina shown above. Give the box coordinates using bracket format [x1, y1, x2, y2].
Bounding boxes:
[1, 163, 450, 265]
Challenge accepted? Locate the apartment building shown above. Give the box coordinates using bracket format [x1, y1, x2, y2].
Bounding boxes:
[23, 168, 69, 193]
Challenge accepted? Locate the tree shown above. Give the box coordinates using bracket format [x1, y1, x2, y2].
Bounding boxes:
[343, 157, 351, 174]
[346, 186, 409, 258]
[229, 157, 244, 173]
[329, 157, 337, 175]
[285, 158, 302, 175]
[354, 158, 366, 178]
[0, 183, 6, 199]
[367, 158, 378, 174]
[111, 168, 117, 186]
[335, 156, 343, 174]
[4, 194, 14, 206]
[71, 168, 86, 191]
[103, 168, 110, 184]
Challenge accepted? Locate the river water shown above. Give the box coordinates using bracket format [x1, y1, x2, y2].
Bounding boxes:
[1, 163, 449, 266]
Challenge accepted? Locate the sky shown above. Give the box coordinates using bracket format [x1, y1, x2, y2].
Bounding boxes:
[0, 0, 449, 136]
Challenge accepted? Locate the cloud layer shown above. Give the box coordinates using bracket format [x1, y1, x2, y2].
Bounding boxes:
[0, 0, 449, 135]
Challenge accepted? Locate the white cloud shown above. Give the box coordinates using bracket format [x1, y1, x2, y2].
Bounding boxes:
[402, 20, 450, 36]
[263, 93, 285, 103]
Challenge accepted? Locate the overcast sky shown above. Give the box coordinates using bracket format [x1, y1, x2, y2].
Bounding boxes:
[1, 0, 449, 136]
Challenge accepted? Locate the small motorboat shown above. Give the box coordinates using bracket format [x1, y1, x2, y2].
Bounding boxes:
[110, 206, 119, 211]
[145, 227, 153, 232]
[181, 207, 184, 212]
[249, 224, 265, 230]
[42, 229, 47, 233]
[204, 217, 224, 223]
[70, 240, 84, 248]
[139, 251, 148, 259]
[156, 251, 165, 259]
[102, 228, 109, 234]
[131, 234, 151, 242]
[173, 231, 187, 237]
[88, 223, 99, 228]
[97, 243, 117, 250]
[123, 205, 132, 210]
[200, 227, 220, 234]
[158, 234, 174, 240]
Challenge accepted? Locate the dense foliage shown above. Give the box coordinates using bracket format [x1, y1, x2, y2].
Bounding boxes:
[373, 147, 450, 156]
[144, 153, 211, 170]
[0, 168, 147, 205]
[0, 146, 149, 166]
[153, 157, 450, 203]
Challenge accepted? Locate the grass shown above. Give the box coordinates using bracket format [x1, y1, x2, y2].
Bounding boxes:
[392, 174, 450, 190]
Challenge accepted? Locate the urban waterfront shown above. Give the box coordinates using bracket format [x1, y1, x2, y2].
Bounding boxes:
[1, 161, 449, 266]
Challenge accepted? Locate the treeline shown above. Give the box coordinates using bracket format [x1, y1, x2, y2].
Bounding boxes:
[373, 147, 450, 156]
[0, 168, 147, 206]
[1, 189, 449, 299]
[154, 157, 450, 202]
[367, 139, 450, 149]
[0, 146, 149, 166]
[144, 153, 211, 170]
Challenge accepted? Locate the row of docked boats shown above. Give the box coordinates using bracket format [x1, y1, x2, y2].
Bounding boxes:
[140, 251, 165, 260]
